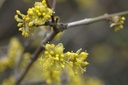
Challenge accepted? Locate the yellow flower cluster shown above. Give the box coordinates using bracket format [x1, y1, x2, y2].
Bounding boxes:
[40, 43, 88, 74]
[41, 66, 61, 85]
[66, 66, 85, 85]
[0, 38, 23, 72]
[14, 0, 53, 37]
[39, 43, 88, 85]
[2, 76, 15, 85]
[65, 50, 89, 74]
[110, 16, 125, 32]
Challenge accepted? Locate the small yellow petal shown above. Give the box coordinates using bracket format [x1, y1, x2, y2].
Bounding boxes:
[25, 17, 30, 21]
[44, 51, 49, 55]
[17, 23, 23, 27]
[121, 17, 125, 21]
[18, 28, 23, 31]
[50, 51, 54, 55]
[16, 10, 21, 14]
[119, 25, 123, 29]
[28, 22, 33, 27]
[61, 64, 65, 68]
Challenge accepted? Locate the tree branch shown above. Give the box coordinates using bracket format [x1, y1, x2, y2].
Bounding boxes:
[67, 11, 128, 28]
[21, 80, 47, 85]
[15, 10, 128, 85]
[46, 0, 51, 8]
[52, 0, 57, 10]
[15, 31, 58, 85]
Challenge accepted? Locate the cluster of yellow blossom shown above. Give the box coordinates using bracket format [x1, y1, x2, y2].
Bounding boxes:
[14, 0, 53, 37]
[2, 76, 15, 85]
[66, 66, 85, 85]
[66, 65, 105, 85]
[39, 43, 88, 84]
[110, 16, 125, 32]
[0, 38, 23, 72]
[41, 66, 61, 85]
[40, 43, 88, 74]
[66, 51, 89, 74]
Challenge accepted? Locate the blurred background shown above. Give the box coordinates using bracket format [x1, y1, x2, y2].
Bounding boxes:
[0, 0, 128, 85]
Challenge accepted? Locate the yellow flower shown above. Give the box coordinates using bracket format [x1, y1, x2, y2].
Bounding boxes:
[14, 0, 53, 37]
[2, 76, 15, 85]
[40, 43, 89, 85]
[0, 38, 23, 72]
[54, 43, 64, 54]
[41, 43, 89, 74]
[110, 16, 126, 32]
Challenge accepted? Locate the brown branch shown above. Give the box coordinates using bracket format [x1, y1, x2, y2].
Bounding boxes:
[46, 0, 51, 8]
[15, 31, 58, 85]
[21, 80, 47, 85]
[52, 0, 57, 11]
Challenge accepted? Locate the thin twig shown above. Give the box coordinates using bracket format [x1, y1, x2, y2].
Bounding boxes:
[67, 11, 128, 28]
[46, 0, 55, 25]
[52, 0, 57, 10]
[46, 0, 51, 8]
[21, 80, 47, 85]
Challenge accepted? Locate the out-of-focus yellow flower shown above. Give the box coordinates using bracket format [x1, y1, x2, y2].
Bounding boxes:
[54, 32, 64, 41]
[0, 37, 23, 72]
[41, 66, 61, 85]
[2, 76, 15, 85]
[85, 77, 105, 85]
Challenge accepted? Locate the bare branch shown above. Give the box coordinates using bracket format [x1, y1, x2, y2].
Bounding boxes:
[21, 80, 47, 85]
[67, 11, 128, 28]
[0, 0, 5, 8]
[52, 0, 57, 10]
[46, 0, 51, 8]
